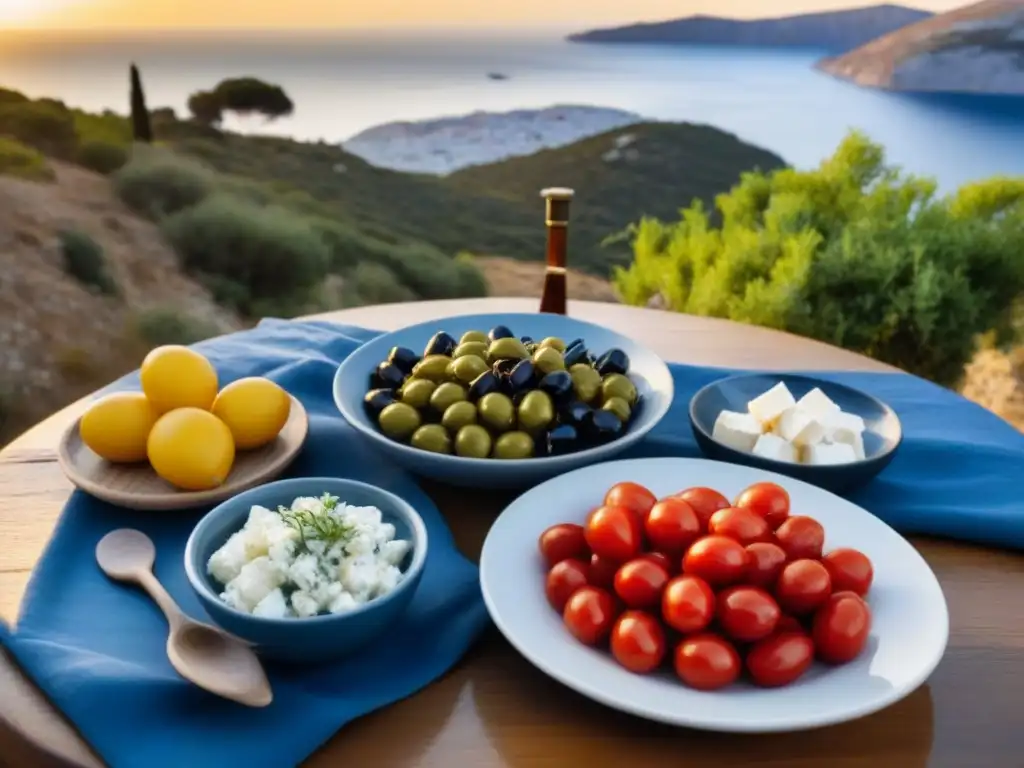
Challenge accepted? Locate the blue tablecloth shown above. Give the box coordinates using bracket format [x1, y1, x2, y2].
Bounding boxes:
[2, 318, 1024, 768]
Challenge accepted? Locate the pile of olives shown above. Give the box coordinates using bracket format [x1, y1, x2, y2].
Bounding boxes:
[362, 325, 641, 460]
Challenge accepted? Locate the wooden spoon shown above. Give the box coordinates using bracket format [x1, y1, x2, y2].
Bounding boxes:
[95, 529, 273, 708]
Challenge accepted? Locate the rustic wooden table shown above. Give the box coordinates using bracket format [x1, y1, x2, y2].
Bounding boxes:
[2, 298, 1022, 768]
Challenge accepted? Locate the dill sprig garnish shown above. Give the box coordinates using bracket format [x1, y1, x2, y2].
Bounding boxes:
[278, 493, 354, 547]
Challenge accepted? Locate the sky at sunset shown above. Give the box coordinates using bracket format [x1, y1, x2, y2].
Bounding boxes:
[0, 0, 967, 30]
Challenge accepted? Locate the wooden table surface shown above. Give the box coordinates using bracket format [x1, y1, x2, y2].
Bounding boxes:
[2, 298, 1023, 768]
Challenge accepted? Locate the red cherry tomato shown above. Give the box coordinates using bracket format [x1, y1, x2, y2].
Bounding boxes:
[585, 505, 642, 562]
[775, 559, 832, 615]
[563, 586, 616, 646]
[813, 591, 872, 664]
[774, 516, 825, 561]
[674, 487, 730, 530]
[645, 498, 701, 554]
[673, 633, 741, 691]
[745, 542, 788, 588]
[734, 482, 791, 530]
[610, 610, 666, 673]
[708, 507, 772, 546]
[716, 585, 781, 643]
[746, 631, 815, 687]
[604, 482, 657, 523]
[589, 554, 619, 589]
[538, 523, 589, 567]
[661, 574, 715, 634]
[821, 548, 874, 596]
[614, 558, 670, 609]
[640, 551, 675, 574]
[682, 535, 750, 587]
[545, 559, 590, 612]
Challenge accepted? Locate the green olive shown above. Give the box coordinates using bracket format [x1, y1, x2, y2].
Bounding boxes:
[493, 431, 535, 459]
[570, 363, 603, 404]
[452, 341, 488, 360]
[378, 402, 421, 440]
[602, 396, 631, 423]
[429, 381, 467, 413]
[602, 373, 638, 405]
[532, 346, 566, 376]
[537, 337, 567, 352]
[410, 424, 452, 454]
[517, 390, 554, 433]
[454, 424, 492, 458]
[459, 330, 489, 346]
[478, 391, 515, 432]
[399, 378, 436, 409]
[449, 354, 490, 385]
[486, 337, 529, 364]
[412, 354, 453, 383]
[441, 400, 478, 432]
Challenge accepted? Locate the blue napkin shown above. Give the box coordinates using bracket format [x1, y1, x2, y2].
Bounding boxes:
[0, 319, 490, 768]
[4, 319, 1024, 768]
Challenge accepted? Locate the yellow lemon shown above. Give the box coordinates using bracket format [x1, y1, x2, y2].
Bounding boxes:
[212, 377, 292, 450]
[147, 408, 235, 491]
[139, 345, 219, 414]
[79, 392, 159, 463]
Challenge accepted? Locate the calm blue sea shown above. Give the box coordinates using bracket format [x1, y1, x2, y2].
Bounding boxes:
[1, 29, 1023, 190]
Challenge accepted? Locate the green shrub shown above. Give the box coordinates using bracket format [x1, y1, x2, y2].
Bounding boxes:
[58, 229, 118, 296]
[73, 110, 132, 146]
[113, 146, 213, 218]
[614, 131, 1024, 385]
[0, 88, 28, 106]
[134, 307, 219, 347]
[76, 140, 129, 175]
[0, 137, 54, 181]
[161, 194, 329, 314]
[342, 263, 417, 306]
[0, 101, 78, 158]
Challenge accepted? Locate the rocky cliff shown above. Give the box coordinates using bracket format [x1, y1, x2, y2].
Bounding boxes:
[569, 5, 933, 51]
[817, 0, 1024, 93]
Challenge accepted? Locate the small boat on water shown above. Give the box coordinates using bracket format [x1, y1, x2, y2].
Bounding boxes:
[487, 72, 510, 81]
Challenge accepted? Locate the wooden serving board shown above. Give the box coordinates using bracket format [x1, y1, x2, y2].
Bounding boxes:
[56, 396, 308, 511]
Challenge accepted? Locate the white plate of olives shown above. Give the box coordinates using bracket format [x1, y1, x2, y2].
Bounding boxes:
[333, 313, 674, 489]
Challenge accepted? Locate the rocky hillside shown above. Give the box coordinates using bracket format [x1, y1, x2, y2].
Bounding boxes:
[0, 162, 242, 445]
[569, 5, 933, 51]
[817, 0, 1024, 93]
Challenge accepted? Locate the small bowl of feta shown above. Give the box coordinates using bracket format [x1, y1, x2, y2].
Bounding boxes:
[183, 476, 427, 663]
[689, 374, 902, 493]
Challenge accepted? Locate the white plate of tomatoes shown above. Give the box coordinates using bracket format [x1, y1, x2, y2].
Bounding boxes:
[479, 457, 948, 733]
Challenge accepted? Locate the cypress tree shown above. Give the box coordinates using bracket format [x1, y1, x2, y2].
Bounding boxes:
[130, 63, 153, 143]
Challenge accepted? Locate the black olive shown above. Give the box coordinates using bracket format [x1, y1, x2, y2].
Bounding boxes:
[488, 325, 515, 341]
[373, 361, 406, 390]
[595, 348, 630, 377]
[387, 346, 419, 374]
[468, 371, 501, 401]
[545, 424, 579, 456]
[423, 331, 457, 358]
[582, 409, 624, 443]
[492, 358, 518, 378]
[507, 359, 536, 392]
[563, 342, 590, 368]
[538, 370, 574, 404]
[520, 335, 534, 345]
[364, 388, 397, 418]
[559, 400, 592, 427]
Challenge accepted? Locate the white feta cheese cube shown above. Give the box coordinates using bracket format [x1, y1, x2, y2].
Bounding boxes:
[380, 539, 411, 567]
[805, 441, 858, 466]
[226, 556, 285, 611]
[287, 553, 322, 593]
[252, 588, 290, 619]
[207, 531, 248, 584]
[328, 592, 360, 614]
[825, 411, 866, 444]
[829, 428, 866, 460]
[290, 590, 321, 618]
[751, 433, 798, 463]
[796, 387, 841, 420]
[747, 383, 797, 428]
[773, 406, 827, 447]
[374, 564, 403, 596]
[712, 410, 764, 452]
[339, 554, 381, 600]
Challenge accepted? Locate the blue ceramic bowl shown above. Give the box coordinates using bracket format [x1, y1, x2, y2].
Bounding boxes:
[689, 373, 902, 493]
[334, 313, 674, 489]
[183, 477, 428, 664]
